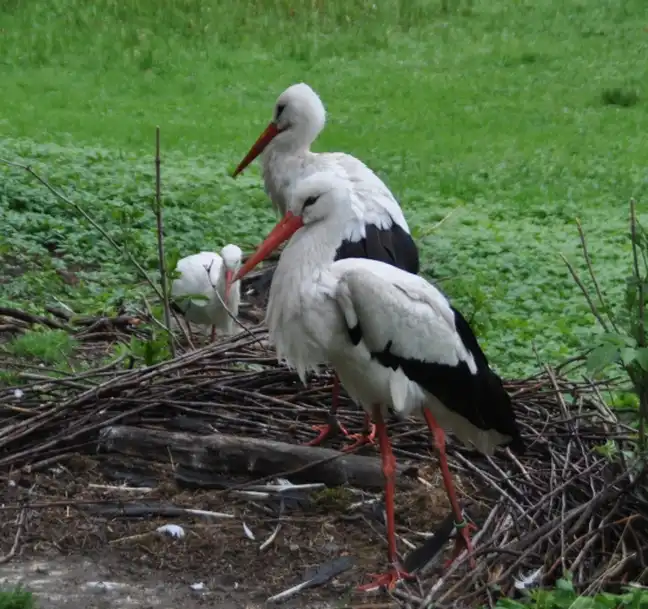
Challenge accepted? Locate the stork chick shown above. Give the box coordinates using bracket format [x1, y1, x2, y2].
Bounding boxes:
[171, 244, 242, 343]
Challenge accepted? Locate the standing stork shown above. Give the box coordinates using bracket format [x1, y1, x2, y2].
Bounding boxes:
[171, 245, 242, 344]
[233, 173, 524, 590]
[232, 82, 421, 450]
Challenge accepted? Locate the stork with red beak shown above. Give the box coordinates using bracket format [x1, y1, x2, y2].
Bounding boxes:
[232, 83, 421, 449]
[233, 172, 524, 591]
[170, 245, 242, 343]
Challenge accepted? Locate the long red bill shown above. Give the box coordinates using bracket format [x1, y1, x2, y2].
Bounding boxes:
[235, 212, 304, 282]
[224, 270, 233, 300]
[232, 122, 280, 178]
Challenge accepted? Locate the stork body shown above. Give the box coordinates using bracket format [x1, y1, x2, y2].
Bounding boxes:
[235, 173, 524, 590]
[232, 83, 420, 448]
[171, 245, 242, 343]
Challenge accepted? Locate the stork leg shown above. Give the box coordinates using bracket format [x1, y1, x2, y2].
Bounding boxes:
[423, 410, 477, 569]
[304, 373, 350, 446]
[357, 406, 414, 592]
[210, 325, 216, 343]
[188, 323, 197, 347]
[341, 413, 377, 453]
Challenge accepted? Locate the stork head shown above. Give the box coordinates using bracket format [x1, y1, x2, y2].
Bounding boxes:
[220, 244, 242, 300]
[232, 83, 326, 177]
[235, 172, 356, 282]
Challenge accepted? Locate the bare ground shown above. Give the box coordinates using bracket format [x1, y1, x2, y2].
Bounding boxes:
[1, 453, 455, 608]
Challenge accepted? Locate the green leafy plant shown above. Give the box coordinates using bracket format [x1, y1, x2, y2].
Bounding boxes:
[121, 332, 172, 366]
[563, 200, 648, 451]
[3, 328, 77, 365]
[491, 581, 648, 609]
[0, 586, 35, 609]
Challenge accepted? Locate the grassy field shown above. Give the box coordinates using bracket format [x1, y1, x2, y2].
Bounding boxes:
[1, 0, 647, 376]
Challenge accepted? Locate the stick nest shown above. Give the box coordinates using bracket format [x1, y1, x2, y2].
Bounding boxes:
[1, 302, 647, 607]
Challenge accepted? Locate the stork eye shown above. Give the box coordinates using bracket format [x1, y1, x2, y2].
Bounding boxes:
[276, 104, 286, 119]
[303, 195, 320, 208]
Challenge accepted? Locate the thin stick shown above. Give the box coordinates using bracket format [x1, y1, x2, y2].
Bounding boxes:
[560, 252, 610, 333]
[630, 198, 646, 451]
[0, 508, 27, 565]
[630, 199, 645, 348]
[154, 127, 175, 358]
[576, 218, 621, 334]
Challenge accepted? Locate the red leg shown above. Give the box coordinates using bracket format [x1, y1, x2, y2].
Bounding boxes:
[210, 325, 216, 342]
[304, 373, 350, 446]
[357, 406, 415, 592]
[342, 412, 377, 453]
[423, 410, 476, 569]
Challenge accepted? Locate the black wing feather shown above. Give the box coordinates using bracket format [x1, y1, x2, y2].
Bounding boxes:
[371, 307, 525, 455]
[335, 223, 420, 275]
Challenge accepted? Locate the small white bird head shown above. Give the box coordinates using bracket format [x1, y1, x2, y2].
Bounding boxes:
[234, 172, 358, 283]
[220, 244, 242, 299]
[231, 83, 326, 178]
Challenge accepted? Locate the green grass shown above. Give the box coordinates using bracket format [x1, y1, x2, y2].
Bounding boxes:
[0, 587, 34, 609]
[1, 0, 648, 376]
[4, 329, 78, 364]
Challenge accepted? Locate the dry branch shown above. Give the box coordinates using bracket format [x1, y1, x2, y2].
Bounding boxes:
[98, 425, 411, 491]
[1, 315, 646, 604]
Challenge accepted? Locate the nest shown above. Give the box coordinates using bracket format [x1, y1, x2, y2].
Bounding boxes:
[1, 301, 647, 607]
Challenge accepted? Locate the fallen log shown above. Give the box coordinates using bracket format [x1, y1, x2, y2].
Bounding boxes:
[98, 425, 415, 491]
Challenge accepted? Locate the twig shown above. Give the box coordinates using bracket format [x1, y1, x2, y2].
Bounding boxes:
[0, 306, 70, 331]
[630, 198, 647, 451]
[153, 127, 175, 358]
[0, 508, 27, 564]
[576, 218, 621, 334]
[560, 252, 610, 333]
[630, 199, 645, 349]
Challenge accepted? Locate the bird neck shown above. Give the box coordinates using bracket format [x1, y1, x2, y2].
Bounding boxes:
[284, 217, 348, 277]
[275, 116, 321, 153]
[267, 217, 345, 320]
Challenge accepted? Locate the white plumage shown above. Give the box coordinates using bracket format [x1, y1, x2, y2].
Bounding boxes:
[262, 178, 513, 455]
[232, 83, 412, 244]
[235, 172, 524, 589]
[171, 244, 242, 341]
[232, 83, 420, 448]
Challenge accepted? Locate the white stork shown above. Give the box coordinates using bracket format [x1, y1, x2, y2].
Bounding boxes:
[171, 245, 242, 343]
[232, 82, 421, 450]
[233, 173, 525, 590]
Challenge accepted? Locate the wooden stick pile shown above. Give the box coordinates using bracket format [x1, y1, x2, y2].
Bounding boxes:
[1, 320, 646, 605]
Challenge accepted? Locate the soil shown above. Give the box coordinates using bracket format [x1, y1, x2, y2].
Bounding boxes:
[1, 453, 457, 608]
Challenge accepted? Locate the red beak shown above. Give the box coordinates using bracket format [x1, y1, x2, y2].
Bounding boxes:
[232, 122, 280, 177]
[224, 269, 234, 300]
[234, 212, 304, 282]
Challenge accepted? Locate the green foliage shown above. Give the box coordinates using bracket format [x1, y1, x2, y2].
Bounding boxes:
[492, 582, 648, 609]
[3, 329, 77, 364]
[122, 333, 173, 367]
[0, 587, 34, 609]
[1, 0, 648, 377]
[566, 203, 648, 449]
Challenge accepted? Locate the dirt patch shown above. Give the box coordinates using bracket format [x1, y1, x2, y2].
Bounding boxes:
[0, 555, 251, 609]
[1, 454, 455, 607]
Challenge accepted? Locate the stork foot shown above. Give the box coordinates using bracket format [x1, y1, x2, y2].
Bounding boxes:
[342, 423, 377, 452]
[443, 520, 477, 570]
[357, 567, 415, 592]
[303, 417, 349, 447]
